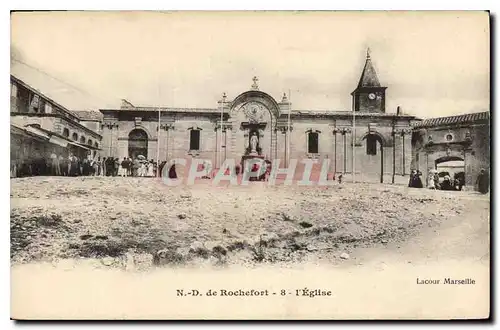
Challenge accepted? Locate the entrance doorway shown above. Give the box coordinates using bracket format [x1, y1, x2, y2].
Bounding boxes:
[435, 156, 465, 189]
[128, 129, 148, 159]
[363, 134, 384, 183]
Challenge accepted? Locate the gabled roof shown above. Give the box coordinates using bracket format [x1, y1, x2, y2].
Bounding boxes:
[412, 111, 490, 128]
[71, 110, 103, 121]
[356, 50, 383, 89]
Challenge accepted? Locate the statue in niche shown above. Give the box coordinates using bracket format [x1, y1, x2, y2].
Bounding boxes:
[250, 132, 259, 154]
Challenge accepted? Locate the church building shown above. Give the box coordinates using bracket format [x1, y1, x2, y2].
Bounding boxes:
[99, 51, 418, 183]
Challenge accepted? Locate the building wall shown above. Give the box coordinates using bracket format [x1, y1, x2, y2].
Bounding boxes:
[274, 116, 413, 183]
[80, 121, 102, 135]
[100, 110, 415, 183]
[11, 114, 101, 147]
[412, 122, 490, 190]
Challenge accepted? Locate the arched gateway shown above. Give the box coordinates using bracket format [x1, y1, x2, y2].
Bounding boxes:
[128, 129, 148, 159]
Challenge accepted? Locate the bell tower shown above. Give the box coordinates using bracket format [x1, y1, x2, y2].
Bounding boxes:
[351, 48, 387, 113]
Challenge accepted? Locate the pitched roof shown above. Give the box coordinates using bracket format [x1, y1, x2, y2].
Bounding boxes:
[11, 74, 80, 122]
[412, 111, 490, 128]
[71, 110, 103, 121]
[357, 51, 382, 88]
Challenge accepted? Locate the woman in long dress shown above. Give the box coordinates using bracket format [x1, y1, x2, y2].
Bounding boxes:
[147, 161, 154, 177]
[118, 158, 126, 177]
[139, 162, 146, 177]
[428, 172, 435, 189]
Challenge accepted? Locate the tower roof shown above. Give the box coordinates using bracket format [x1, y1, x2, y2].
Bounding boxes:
[356, 48, 383, 89]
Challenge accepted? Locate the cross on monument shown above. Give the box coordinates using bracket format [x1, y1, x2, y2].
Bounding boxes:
[251, 76, 259, 90]
[366, 47, 371, 59]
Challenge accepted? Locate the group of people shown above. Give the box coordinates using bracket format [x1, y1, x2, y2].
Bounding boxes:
[428, 172, 465, 191]
[11, 152, 97, 178]
[408, 170, 424, 188]
[10, 149, 163, 178]
[115, 157, 156, 177]
[408, 168, 489, 194]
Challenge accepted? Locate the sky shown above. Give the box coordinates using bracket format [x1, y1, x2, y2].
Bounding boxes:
[10, 11, 490, 118]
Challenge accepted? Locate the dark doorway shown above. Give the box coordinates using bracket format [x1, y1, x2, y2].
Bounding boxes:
[435, 156, 465, 189]
[128, 129, 148, 159]
[363, 133, 384, 183]
[308, 132, 319, 154]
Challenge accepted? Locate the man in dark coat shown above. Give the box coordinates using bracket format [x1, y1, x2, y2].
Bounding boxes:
[476, 169, 489, 194]
[408, 170, 416, 187]
[168, 161, 177, 179]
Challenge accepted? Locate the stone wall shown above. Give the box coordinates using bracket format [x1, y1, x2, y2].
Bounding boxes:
[100, 109, 415, 184]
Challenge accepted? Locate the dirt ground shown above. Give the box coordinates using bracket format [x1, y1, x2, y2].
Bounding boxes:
[10, 176, 490, 270]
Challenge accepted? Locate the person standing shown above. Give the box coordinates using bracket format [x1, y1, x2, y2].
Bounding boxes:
[50, 151, 59, 176]
[409, 171, 423, 188]
[132, 158, 140, 177]
[147, 161, 154, 177]
[119, 157, 127, 177]
[114, 158, 119, 176]
[106, 157, 113, 176]
[428, 171, 436, 190]
[168, 161, 177, 179]
[100, 157, 106, 177]
[67, 154, 73, 176]
[10, 159, 17, 178]
[409, 170, 416, 187]
[476, 169, 489, 194]
[126, 158, 132, 176]
[58, 155, 65, 176]
[93, 157, 100, 176]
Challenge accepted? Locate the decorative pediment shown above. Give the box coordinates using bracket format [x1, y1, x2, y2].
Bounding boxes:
[134, 117, 142, 127]
[188, 125, 203, 131]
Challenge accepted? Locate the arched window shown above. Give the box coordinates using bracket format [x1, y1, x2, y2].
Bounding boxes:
[128, 129, 148, 159]
[307, 131, 319, 154]
[88, 138, 93, 146]
[94, 141, 99, 148]
[80, 136, 86, 144]
[72, 133, 78, 141]
[63, 128, 70, 137]
[366, 135, 378, 155]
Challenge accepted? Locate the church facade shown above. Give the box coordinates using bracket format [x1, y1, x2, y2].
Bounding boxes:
[99, 52, 417, 183]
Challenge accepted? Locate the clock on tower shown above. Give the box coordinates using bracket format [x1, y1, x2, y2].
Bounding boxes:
[351, 49, 387, 113]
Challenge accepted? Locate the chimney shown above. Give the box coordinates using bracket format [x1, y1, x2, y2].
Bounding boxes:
[397, 106, 401, 116]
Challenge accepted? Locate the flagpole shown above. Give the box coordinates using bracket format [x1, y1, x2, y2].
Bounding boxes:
[287, 89, 291, 167]
[352, 93, 356, 183]
[219, 93, 224, 169]
[156, 85, 161, 177]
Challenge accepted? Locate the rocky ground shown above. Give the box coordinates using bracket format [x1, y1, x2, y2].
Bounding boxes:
[10, 176, 489, 270]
